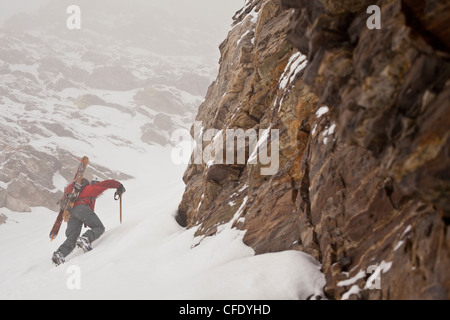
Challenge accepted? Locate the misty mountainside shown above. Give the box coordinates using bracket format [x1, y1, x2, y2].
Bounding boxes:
[0, 0, 236, 213]
[2, 0, 449, 301]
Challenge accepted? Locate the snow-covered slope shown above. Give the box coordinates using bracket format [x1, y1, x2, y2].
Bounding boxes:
[0, 145, 325, 299]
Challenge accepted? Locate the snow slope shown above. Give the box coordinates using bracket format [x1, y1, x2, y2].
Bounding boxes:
[0, 145, 325, 300]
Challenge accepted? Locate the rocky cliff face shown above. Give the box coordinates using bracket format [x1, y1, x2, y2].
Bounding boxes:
[178, 0, 450, 299]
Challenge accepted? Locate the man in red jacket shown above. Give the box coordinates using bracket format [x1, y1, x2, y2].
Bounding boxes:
[52, 178, 125, 265]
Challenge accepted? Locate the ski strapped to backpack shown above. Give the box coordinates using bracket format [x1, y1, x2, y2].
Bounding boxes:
[49, 156, 89, 241]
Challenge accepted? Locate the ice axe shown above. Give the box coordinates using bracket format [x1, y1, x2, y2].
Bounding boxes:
[114, 191, 122, 224]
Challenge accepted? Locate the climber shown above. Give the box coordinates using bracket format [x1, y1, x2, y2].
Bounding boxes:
[52, 178, 126, 265]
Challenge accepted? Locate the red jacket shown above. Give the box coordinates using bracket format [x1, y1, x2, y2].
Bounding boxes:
[65, 179, 121, 211]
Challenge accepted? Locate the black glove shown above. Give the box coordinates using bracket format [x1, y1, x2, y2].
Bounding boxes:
[116, 184, 126, 196]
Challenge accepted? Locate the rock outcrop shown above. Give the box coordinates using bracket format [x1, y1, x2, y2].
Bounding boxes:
[178, 0, 450, 299]
[0, 145, 131, 212]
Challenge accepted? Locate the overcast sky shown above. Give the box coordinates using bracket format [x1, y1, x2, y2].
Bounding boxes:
[0, 0, 48, 24]
[0, 0, 244, 27]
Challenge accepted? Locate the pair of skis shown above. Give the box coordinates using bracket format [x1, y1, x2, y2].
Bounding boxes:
[49, 156, 89, 241]
[49, 156, 123, 241]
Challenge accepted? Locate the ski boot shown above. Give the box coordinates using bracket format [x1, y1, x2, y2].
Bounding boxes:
[76, 236, 92, 253]
[52, 251, 65, 266]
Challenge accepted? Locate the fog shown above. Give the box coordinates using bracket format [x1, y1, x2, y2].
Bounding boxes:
[0, 0, 245, 57]
[0, 0, 244, 26]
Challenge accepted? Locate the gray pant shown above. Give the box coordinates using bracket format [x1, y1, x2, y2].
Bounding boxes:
[58, 204, 105, 257]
